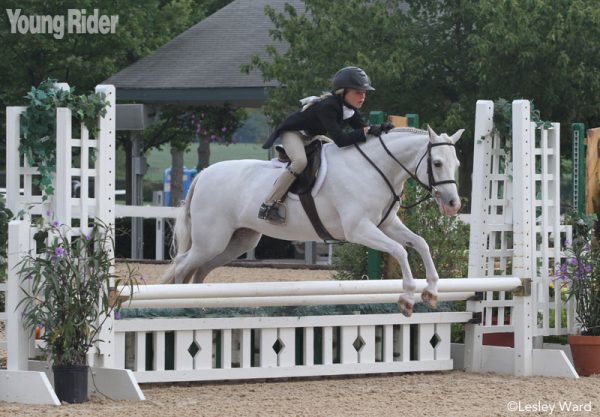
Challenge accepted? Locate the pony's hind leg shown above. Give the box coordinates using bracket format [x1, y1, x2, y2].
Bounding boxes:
[191, 228, 262, 283]
[381, 217, 439, 309]
[164, 224, 237, 284]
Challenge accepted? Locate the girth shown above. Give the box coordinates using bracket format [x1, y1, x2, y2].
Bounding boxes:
[278, 140, 336, 241]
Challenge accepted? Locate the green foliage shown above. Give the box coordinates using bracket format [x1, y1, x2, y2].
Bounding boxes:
[0, 195, 13, 285]
[16, 220, 140, 365]
[19, 79, 109, 200]
[0, 0, 234, 167]
[0, 0, 231, 99]
[492, 98, 553, 157]
[401, 185, 470, 279]
[332, 243, 370, 280]
[0, 195, 12, 311]
[554, 211, 600, 336]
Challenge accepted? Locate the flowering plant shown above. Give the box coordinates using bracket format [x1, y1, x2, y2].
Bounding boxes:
[554, 212, 600, 336]
[17, 219, 139, 365]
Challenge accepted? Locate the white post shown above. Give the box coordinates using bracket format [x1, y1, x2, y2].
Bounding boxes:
[153, 191, 165, 260]
[94, 84, 117, 368]
[467, 100, 495, 278]
[511, 100, 535, 376]
[5, 107, 26, 215]
[6, 220, 33, 371]
[464, 100, 494, 372]
[55, 107, 73, 225]
[95, 84, 116, 227]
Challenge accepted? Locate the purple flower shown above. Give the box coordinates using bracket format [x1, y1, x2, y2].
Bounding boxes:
[46, 210, 53, 217]
[221, 127, 227, 132]
[85, 233, 92, 241]
[114, 311, 122, 320]
[54, 247, 65, 257]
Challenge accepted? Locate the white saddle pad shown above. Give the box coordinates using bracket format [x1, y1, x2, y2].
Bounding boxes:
[269, 143, 329, 200]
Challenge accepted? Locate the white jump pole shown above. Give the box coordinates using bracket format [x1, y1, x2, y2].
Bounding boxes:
[119, 277, 522, 301]
[123, 291, 476, 309]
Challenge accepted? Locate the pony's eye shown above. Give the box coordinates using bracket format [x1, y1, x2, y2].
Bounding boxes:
[433, 161, 442, 168]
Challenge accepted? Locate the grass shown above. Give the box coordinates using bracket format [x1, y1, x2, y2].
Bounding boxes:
[117, 142, 269, 182]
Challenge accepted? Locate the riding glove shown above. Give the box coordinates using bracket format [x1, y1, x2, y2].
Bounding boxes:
[367, 122, 395, 136]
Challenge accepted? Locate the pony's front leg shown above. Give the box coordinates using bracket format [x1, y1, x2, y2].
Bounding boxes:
[380, 217, 439, 309]
[346, 220, 417, 317]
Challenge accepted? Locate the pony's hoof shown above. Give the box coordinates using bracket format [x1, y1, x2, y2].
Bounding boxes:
[397, 298, 413, 317]
[421, 290, 438, 309]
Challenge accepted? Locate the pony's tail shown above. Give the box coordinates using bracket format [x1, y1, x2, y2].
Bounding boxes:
[161, 174, 200, 283]
[170, 174, 200, 258]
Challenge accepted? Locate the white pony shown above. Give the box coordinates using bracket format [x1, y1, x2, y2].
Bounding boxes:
[163, 126, 464, 316]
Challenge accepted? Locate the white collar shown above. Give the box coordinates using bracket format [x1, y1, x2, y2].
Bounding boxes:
[342, 105, 355, 120]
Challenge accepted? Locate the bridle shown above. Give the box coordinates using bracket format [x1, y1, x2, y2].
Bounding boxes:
[354, 135, 457, 226]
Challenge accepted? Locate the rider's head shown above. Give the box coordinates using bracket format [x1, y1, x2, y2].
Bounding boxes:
[332, 66, 374, 110]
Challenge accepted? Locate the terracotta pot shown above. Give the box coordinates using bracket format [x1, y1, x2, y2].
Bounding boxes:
[568, 335, 600, 377]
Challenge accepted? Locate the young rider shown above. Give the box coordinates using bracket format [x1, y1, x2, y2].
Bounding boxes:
[259, 66, 394, 223]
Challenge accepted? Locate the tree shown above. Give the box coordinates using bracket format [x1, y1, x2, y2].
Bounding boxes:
[143, 104, 246, 206]
[244, 0, 600, 203]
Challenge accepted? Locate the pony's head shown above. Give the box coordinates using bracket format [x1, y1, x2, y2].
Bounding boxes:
[425, 126, 464, 216]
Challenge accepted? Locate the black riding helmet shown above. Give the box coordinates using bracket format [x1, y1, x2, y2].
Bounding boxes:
[332, 66, 375, 91]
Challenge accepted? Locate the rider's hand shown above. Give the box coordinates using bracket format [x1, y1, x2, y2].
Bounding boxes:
[367, 123, 395, 137]
[367, 125, 383, 136]
[381, 122, 395, 133]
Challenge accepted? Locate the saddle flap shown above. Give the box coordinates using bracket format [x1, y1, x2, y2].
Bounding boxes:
[288, 140, 323, 195]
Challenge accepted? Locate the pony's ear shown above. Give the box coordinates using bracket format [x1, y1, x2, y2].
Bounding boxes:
[450, 129, 465, 144]
[427, 125, 439, 142]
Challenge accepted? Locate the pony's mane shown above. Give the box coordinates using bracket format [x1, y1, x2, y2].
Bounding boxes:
[388, 127, 427, 135]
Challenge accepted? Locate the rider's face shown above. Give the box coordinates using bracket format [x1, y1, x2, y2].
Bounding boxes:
[344, 89, 367, 109]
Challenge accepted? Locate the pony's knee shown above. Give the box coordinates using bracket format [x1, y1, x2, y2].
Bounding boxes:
[404, 235, 428, 253]
[392, 245, 409, 263]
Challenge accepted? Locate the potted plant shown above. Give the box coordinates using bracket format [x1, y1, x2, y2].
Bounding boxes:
[555, 212, 600, 376]
[16, 219, 138, 403]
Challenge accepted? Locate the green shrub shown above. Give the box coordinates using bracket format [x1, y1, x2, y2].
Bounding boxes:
[332, 243, 370, 280]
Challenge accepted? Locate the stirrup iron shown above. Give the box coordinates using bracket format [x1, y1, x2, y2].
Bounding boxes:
[258, 202, 286, 224]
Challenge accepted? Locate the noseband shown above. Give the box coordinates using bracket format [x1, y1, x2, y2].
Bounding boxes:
[354, 136, 456, 226]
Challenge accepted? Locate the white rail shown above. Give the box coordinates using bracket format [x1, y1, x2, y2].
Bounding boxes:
[119, 277, 522, 301]
[124, 292, 476, 309]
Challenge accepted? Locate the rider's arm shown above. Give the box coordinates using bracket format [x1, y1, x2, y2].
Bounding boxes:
[347, 111, 370, 138]
[316, 104, 367, 147]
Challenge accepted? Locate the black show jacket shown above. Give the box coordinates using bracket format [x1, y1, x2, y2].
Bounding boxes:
[263, 94, 367, 149]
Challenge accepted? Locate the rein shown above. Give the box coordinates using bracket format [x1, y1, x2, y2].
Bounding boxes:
[354, 135, 456, 226]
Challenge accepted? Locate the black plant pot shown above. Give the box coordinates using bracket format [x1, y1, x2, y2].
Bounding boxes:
[52, 364, 89, 403]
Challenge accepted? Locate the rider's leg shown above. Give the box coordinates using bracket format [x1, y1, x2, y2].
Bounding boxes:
[259, 131, 308, 222]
